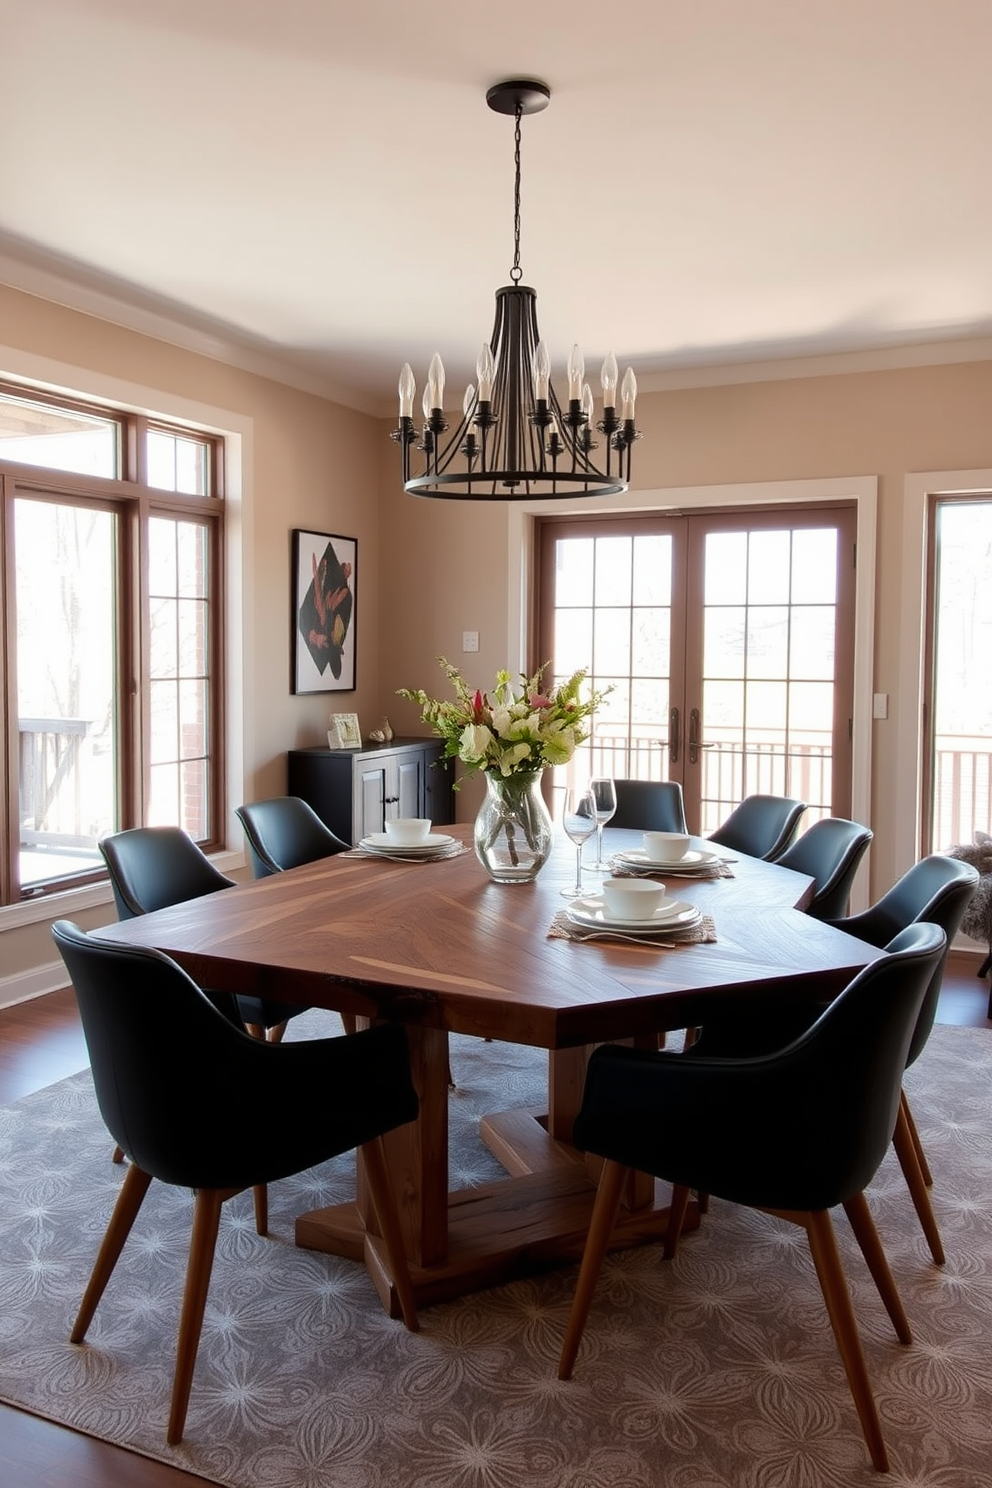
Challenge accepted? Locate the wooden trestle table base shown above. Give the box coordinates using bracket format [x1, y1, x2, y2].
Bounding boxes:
[95, 825, 881, 1316]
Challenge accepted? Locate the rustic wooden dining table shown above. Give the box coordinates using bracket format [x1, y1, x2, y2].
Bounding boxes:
[93, 824, 881, 1315]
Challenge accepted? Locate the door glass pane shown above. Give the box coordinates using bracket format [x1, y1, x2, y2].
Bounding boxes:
[746, 531, 791, 603]
[930, 500, 992, 849]
[15, 498, 118, 888]
[550, 531, 674, 806]
[699, 526, 840, 831]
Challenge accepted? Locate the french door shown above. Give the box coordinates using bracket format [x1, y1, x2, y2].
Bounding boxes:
[538, 504, 857, 833]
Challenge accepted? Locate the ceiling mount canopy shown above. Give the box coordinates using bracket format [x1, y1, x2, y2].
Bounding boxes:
[392, 79, 641, 502]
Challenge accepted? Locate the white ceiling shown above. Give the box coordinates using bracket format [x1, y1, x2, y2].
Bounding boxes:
[2, 0, 992, 416]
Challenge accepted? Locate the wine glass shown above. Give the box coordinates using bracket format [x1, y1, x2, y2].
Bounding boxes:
[589, 776, 617, 870]
[560, 785, 598, 898]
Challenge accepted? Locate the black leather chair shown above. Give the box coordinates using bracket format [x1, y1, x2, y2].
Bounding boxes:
[557, 922, 946, 1474]
[99, 826, 307, 1045]
[236, 796, 349, 878]
[689, 855, 977, 1263]
[51, 920, 419, 1445]
[707, 794, 806, 860]
[775, 816, 874, 920]
[610, 779, 689, 833]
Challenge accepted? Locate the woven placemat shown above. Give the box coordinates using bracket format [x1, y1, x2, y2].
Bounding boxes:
[549, 910, 717, 945]
[607, 853, 734, 881]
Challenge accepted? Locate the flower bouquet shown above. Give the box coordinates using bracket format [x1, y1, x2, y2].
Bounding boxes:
[398, 659, 608, 882]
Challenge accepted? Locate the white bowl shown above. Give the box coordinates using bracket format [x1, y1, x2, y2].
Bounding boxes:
[643, 831, 691, 864]
[384, 817, 432, 847]
[601, 876, 666, 920]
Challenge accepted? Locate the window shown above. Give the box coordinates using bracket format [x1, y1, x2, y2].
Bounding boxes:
[923, 494, 992, 853]
[1, 382, 224, 902]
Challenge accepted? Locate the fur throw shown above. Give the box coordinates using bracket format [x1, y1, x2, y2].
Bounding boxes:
[945, 830, 992, 945]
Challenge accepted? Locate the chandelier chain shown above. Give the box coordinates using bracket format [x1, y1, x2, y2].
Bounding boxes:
[511, 103, 523, 285]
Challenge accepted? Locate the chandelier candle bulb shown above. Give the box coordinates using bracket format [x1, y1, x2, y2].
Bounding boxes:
[621, 367, 638, 422]
[477, 343, 495, 401]
[568, 343, 585, 400]
[398, 363, 416, 419]
[532, 339, 551, 402]
[601, 351, 619, 409]
[427, 352, 445, 413]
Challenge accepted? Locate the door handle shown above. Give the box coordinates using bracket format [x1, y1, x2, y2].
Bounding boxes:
[668, 706, 680, 765]
[688, 708, 714, 765]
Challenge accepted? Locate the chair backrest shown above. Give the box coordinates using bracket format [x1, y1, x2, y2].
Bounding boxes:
[236, 796, 349, 878]
[707, 794, 807, 860]
[99, 826, 235, 919]
[610, 779, 689, 834]
[576, 921, 946, 1212]
[50, 919, 418, 1190]
[52, 918, 261, 1182]
[840, 856, 978, 1069]
[776, 817, 874, 921]
[830, 853, 979, 950]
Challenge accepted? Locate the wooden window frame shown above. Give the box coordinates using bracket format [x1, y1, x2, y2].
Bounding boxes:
[0, 381, 225, 903]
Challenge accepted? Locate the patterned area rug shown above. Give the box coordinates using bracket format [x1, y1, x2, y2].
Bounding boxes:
[1, 1015, 991, 1487]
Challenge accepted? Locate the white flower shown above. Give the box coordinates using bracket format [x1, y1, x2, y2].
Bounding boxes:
[460, 722, 493, 763]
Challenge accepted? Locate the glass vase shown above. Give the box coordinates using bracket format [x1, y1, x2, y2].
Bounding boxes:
[474, 771, 553, 883]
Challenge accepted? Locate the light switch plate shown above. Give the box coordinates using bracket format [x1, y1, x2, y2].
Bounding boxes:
[873, 692, 888, 719]
[462, 631, 479, 653]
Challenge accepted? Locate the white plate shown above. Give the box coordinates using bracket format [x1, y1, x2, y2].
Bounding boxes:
[614, 848, 719, 871]
[567, 896, 702, 933]
[362, 833, 457, 855]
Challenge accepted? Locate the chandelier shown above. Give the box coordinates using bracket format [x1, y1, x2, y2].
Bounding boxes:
[392, 80, 641, 501]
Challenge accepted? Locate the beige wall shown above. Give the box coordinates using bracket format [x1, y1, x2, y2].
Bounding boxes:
[3, 277, 992, 1002]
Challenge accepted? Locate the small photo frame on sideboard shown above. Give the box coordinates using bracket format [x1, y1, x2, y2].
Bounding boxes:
[328, 712, 362, 750]
[293, 530, 357, 694]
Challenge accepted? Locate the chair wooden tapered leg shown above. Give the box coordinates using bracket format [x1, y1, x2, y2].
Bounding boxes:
[243, 1022, 265, 1040]
[111, 1144, 125, 1164]
[70, 1162, 153, 1343]
[167, 1188, 227, 1445]
[901, 1089, 933, 1186]
[266, 1021, 289, 1044]
[558, 1159, 630, 1381]
[360, 1136, 419, 1332]
[892, 1099, 945, 1264]
[664, 1183, 692, 1260]
[802, 1208, 889, 1473]
[842, 1192, 912, 1343]
[253, 1183, 268, 1236]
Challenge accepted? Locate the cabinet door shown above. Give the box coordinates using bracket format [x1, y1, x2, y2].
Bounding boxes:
[355, 759, 388, 839]
[423, 744, 454, 825]
[397, 754, 424, 818]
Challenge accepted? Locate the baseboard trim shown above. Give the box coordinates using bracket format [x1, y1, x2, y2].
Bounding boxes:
[0, 959, 70, 1011]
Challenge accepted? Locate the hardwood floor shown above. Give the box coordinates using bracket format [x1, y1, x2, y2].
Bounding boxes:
[1, 956, 989, 1488]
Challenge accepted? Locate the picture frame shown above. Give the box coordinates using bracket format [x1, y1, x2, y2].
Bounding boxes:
[328, 712, 363, 750]
[292, 530, 357, 694]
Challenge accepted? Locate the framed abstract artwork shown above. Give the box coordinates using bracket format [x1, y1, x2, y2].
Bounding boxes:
[292, 530, 357, 693]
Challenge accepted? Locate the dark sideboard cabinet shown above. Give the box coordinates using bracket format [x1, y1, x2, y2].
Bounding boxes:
[288, 737, 454, 845]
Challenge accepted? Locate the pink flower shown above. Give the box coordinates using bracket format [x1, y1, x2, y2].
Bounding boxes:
[529, 692, 552, 709]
